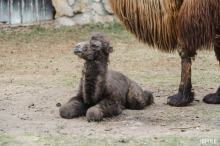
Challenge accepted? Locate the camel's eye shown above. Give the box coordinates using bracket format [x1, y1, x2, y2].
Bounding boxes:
[82, 47, 87, 51]
[91, 44, 98, 48]
[91, 41, 102, 50]
[83, 45, 88, 51]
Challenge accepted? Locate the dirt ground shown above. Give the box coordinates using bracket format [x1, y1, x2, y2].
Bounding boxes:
[0, 23, 219, 146]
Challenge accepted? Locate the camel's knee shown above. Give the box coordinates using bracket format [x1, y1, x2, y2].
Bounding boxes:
[59, 101, 85, 119]
[127, 89, 153, 110]
[86, 107, 103, 122]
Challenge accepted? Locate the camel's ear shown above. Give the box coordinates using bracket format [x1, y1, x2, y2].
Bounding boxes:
[108, 46, 113, 53]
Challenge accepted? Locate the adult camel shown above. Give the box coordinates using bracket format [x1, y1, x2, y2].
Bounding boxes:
[108, 0, 220, 106]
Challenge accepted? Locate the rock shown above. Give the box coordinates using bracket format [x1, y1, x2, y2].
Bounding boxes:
[92, 14, 114, 23]
[91, 2, 105, 15]
[181, 129, 186, 132]
[72, 13, 91, 25]
[52, 0, 74, 17]
[102, 0, 113, 15]
[104, 128, 112, 131]
[68, 0, 76, 6]
[56, 103, 62, 107]
[118, 139, 129, 143]
[55, 17, 76, 26]
[28, 103, 35, 108]
[73, 0, 88, 14]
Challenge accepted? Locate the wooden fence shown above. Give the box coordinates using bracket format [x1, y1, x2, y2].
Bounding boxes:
[0, 0, 54, 24]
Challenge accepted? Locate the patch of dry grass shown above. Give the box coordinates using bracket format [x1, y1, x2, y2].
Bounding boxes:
[0, 23, 219, 90]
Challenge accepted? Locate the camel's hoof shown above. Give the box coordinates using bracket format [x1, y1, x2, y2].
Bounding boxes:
[167, 92, 194, 107]
[203, 93, 220, 104]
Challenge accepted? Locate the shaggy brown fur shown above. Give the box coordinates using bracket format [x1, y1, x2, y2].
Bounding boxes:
[109, 0, 220, 106]
[109, 0, 220, 53]
[109, 0, 179, 51]
[59, 33, 153, 121]
[215, 29, 220, 62]
[178, 0, 220, 54]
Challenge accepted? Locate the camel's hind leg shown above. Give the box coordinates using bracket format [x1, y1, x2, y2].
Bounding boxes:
[167, 55, 195, 107]
[126, 81, 153, 110]
[214, 28, 220, 64]
[203, 28, 220, 104]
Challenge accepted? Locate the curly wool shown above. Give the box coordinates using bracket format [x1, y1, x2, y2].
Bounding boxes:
[109, 0, 220, 54]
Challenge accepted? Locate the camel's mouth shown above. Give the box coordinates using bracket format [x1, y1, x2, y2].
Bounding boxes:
[74, 45, 83, 54]
[73, 42, 88, 56]
[74, 50, 82, 55]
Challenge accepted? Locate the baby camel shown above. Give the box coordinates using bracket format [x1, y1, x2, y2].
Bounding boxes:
[59, 33, 153, 121]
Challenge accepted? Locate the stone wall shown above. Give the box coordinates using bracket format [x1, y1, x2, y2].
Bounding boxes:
[52, 0, 115, 26]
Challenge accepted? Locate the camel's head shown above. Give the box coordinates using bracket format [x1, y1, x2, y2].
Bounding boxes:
[74, 33, 113, 61]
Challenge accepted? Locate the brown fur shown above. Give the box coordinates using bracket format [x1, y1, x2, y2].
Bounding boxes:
[178, 0, 220, 55]
[59, 33, 153, 121]
[214, 28, 220, 62]
[109, 0, 220, 106]
[109, 0, 179, 52]
[109, 0, 220, 55]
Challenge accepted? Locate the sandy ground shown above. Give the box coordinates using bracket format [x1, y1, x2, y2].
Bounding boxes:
[0, 24, 220, 146]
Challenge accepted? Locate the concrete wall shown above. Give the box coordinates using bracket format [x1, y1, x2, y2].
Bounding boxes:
[0, 0, 54, 25]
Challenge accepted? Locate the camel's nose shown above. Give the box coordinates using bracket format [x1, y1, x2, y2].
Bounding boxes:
[74, 43, 83, 54]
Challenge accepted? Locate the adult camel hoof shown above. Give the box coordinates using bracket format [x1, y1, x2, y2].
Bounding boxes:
[167, 92, 194, 107]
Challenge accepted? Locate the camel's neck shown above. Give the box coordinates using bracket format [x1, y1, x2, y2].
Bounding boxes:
[82, 60, 108, 105]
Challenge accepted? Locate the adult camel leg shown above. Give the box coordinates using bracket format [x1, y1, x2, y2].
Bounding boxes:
[167, 54, 194, 107]
[203, 29, 220, 104]
[203, 88, 220, 104]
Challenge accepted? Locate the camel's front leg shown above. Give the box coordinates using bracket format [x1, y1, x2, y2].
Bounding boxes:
[86, 98, 122, 122]
[167, 55, 194, 107]
[59, 95, 86, 119]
